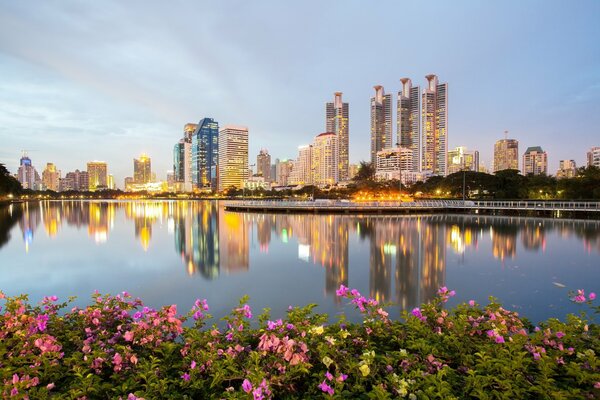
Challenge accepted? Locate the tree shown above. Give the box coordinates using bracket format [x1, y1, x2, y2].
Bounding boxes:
[0, 163, 22, 195]
[353, 161, 375, 182]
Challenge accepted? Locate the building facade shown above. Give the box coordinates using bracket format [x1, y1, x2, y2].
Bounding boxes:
[17, 155, 41, 190]
[134, 154, 152, 184]
[312, 132, 339, 187]
[289, 145, 313, 185]
[493, 138, 519, 172]
[87, 161, 108, 191]
[370, 86, 393, 165]
[256, 149, 271, 181]
[587, 147, 600, 168]
[275, 159, 294, 186]
[522, 146, 548, 175]
[42, 163, 60, 191]
[397, 78, 421, 172]
[326, 92, 349, 181]
[375, 147, 413, 181]
[218, 125, 249, 191]
[421, 75, 448, 176]
[447, 146, 479, 174]
[556, 160, 577, 179]
[191, 118, 219, 191]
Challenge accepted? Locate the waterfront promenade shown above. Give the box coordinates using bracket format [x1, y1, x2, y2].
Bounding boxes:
[225, 199, 600, 217]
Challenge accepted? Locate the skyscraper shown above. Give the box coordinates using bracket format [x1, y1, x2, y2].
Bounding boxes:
[326, 92, 349, 181]
[556, 160, 577, 179]
[397, 78, 420, 171]
[17, 154, 41, 190]
[312, 132, 339, 186]
[447, 146, 479, 174]
[289, 145, 313, 185]
[522, 146, 548, 175]
[370, 86, 392, 165]
[87, 161, 108, 191]
[375, 147, 413, 181]
[134, 154, 152, 184]
[191, 118, 219, 191]
[218, 125, 248, 191]
[421, 75, 448, 176]
[494, 138, 519, 172]
[42, 163, 60, 191]
[256, 149, 271, 181]
[587, 146, 600, 168]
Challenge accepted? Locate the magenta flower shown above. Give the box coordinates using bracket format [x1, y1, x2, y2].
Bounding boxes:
[556, 331, 565, 339]
[337, 373, 348, 382]
[468, 300, 475, 307]
[242, 379, 253, 393]
[36, 314, 49, 332]
[318, 380, 335, 396]
[495, 335, 505, 344]
[589, 292, 596, 301]
[335, 285, 349, 297]
[181, 372, 190, 381]
[190, 360, 197, 369]
[325, 371, 333, 381]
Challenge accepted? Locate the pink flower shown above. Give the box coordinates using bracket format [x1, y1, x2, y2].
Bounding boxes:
[47, 383, 55, 390]
[589, 292, 596, 301]
[556, 331, 565, 339]
[181, 373, 190, 381]
[495, 335, 505, 344]
[594, 381, 600, 389]
[242, 379, 253, 393]
[468, 300, 475, 307]
[318, 380, 334, 396]
[124, 331, 134, 341]
[335, 285, 349, 297]
[325, 371, 333, 381]
[190, 360, 197, 369]
[113, 353, 122, 366]
[337, 373, 348, 382]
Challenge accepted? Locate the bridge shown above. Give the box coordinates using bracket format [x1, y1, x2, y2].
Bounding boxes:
[224, 199, 600, 216]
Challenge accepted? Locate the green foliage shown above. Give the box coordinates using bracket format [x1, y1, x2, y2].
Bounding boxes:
[0, 163, 22, 195]
[0, 288, 599, 399]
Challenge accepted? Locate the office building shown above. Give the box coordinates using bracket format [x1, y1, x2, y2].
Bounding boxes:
[289, 145, 313, 185]
[218, 125, 249, 191]
[494, 138, 519, 172]
[87, 161, 108, 191]
[556, 160, 577, 179]
[134, 154, 152, 184]
[375, 147, 413, 181]
[191, 118, 219, 191]
[588, 147, 600, 168]
[312, 132, 338, 186]
[275, 159, 293, 186]
[370, 85, 393, 164]
[256, 149, 271, 181]
[17, 154, 41, 190]
[447, 146, 479, 174]
[421, 75, 448, 176]
[326, 92, 349, 181]
[397, 78, 420, 172]
[522, 146, 548, 175]
[42, 163, 60, 191]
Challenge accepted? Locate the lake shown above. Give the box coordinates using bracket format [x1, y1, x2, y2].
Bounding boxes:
[0, 200, 599, 324]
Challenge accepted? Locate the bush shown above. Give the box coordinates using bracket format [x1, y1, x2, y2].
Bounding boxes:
[0, 287, 599, 399]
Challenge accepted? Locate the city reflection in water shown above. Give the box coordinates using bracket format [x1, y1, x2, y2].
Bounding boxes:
[9, 201, 600, 313]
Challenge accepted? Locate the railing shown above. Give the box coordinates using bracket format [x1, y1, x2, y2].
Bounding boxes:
[225, 199, 600, 212]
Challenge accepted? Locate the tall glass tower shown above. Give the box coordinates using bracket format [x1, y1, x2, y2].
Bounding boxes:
[397, 78, 421, 172]
[421, 75, 448, 176]
[326, 92, 349, 181]
[370, 86, 393, 165]
[191, 118, 219, 191]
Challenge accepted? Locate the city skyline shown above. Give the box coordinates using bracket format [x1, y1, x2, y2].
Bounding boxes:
[1, 1, 599, 184]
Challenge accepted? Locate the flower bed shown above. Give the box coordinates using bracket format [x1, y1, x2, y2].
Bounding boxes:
[1, 287, 598, 399]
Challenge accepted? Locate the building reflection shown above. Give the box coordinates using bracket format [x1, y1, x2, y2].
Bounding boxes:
[18, 202, 41, 252]
[124, 202, 166, 251]
[0, 204, 22, 250]
[88, 202, 114, 244]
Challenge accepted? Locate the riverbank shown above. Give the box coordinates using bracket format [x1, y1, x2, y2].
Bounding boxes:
[1, 286, 598, 398]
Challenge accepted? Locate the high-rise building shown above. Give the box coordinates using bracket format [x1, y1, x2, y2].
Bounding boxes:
[289, 145, 313, 185]
[87, 161, 108, 191]
[397, 78, 421, 172]
[326, 92, 349, 181]
[42, 163, 60, 191]
[218, 125, 248, 191]
[312, 132, 339, 186]
[17, 154, 41, 190]
[556, 160, 577, 179]
[275, 159, 293, 186]
[63, 169, 88, 191]
[256, 149, 271, 181]
[522, 146, 548, 176]
[421, 75, 448, 176]
[134, 154, 152, 184]
[587, 147, 600, 168]
[370, 86, 393, 165]
[191, 118, 219, 191]
[447, 146, 479, 174]
[173, 123, 196, 192]
[348, 164, 359, 180]
[494, 138, 519, 172]
[375, 147, 413, 181]
[107, 174, 115, 190]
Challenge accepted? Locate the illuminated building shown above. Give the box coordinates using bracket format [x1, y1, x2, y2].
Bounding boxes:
[191, 118, 219, 191]
[42, 163, 60, 191]
[348, 163, 359, 180]
[17, 153, 41, 190]
[421, 75, 448, 176]
[256, 148, 271, 181]
[447, 146, 479, 174]
[107, 174, 115, 190]
[87, 161, 108, 191]
[312, 133, 338, 186]
[587, 147, 600, 168]
[370, 85, 393, 165]
[173, 123, 196, 192]
[556, 160, 577, 179]
[62, 170, 88, 192]
[494, 138, 519, 172]
[275, 159, 294, 186]
[134, 154, 152, 184]
[289, 145, 313, 185]
[522, 146, 548, 176]
[326, 92, 349, 181]
[397, 78, 421, 172]
[375, 147, 413, 181]
[217, 125, 248, 191]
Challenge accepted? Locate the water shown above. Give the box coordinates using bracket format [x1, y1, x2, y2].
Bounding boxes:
[0, 200, 599, 323]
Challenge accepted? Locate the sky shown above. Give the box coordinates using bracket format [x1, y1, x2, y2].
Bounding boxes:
[1, 1, 599, 187]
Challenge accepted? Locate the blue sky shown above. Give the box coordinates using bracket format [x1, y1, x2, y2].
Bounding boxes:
[1, 1, 599, 186]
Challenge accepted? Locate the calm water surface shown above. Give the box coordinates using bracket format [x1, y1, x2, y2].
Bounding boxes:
[0, 200, 599, 323]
